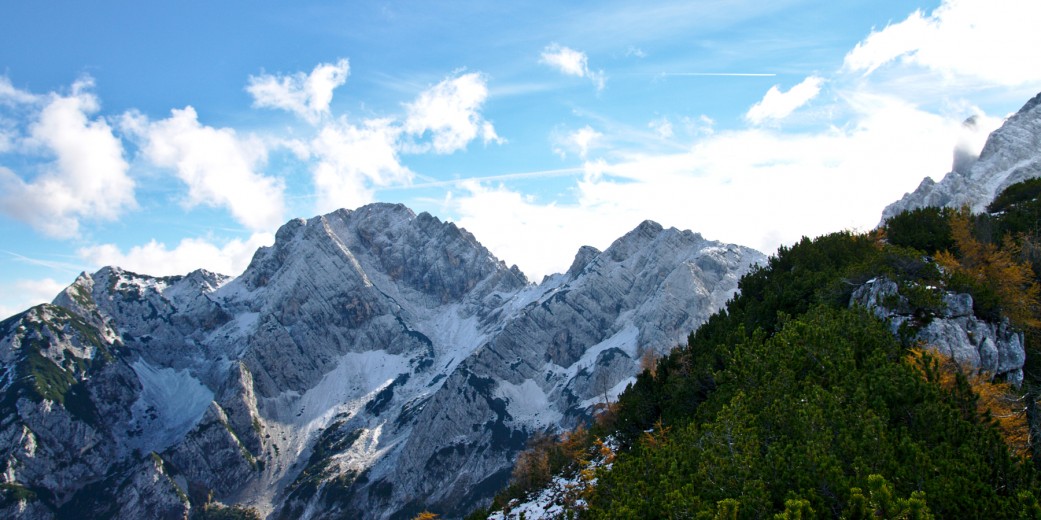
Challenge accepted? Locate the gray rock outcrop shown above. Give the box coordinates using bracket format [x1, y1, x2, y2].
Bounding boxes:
[851, 277, 1025, 385]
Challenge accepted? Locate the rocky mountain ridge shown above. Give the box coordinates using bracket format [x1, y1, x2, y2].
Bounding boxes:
[882, 91, 1041, 223]
[0, 204, 766, 519]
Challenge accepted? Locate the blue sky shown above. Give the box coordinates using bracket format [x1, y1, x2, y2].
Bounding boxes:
[2, 0, 1041, 318]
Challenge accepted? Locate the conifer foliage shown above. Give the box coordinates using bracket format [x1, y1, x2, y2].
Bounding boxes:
[482, 180, 1041, 519]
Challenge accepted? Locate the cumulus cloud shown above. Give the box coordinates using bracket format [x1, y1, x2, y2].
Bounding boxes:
[311, 118, 412, 213]
[403, 73, 502, 154]
[540, 44, 606, 91]
[135, 106, 285, 231]
[746, 76, 824, 124]
[78, 232, 274, 277]
[304, 71, 500, 214]
[0, 78, 135, 238]
[843, 0, 1041, 86]
[247, 59, 350, 123]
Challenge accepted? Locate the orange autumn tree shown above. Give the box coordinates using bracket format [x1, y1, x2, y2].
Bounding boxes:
[906, 346, 1031, 458]
[935, 208, 1041, 329]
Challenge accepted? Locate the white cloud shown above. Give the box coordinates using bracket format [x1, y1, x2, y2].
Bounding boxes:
[0, 277, 70, 319]
[403, 72, 501, 154]
[247, 59, 350, 124]
[746, 76, 824, 124]
[136, 106, 285, 231]
[311, 117, 412, 213]
[451, 92, 989, 281]
[450, 1, 1035, 281]
[844, 0, 1041, 86]
[541, 45, 588, 77]
[540, 44, 606, 91]
[626, 46, 647, 59]
[0, 78, 135, 238]
[648, 117, 674, 139]
[78, 232, 274, 277]
[554, 125, 603, 159]
[453, 179, 631, 281]
[0, 77, 39, 105]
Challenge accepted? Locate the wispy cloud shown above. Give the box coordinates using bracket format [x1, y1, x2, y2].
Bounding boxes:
[384, 166, 586, 190]
[0, 77, 40, 105]
[540, 44, 606, 91]
[450, 92, 975, 280]
[553, 125, 603, 159]
[4, 250, 84, 274]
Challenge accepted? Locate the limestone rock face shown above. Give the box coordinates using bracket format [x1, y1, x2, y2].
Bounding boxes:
[0, 204, 764, 519]
[163, 402, 259, 497]
[881, 91, 1041, 224]
[113, 456, 192, 520]
[360, 220, 765, 518]
[851, 277, 1026, 384]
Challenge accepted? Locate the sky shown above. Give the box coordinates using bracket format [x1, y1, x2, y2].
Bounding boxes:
[2, 0, 1041, 319]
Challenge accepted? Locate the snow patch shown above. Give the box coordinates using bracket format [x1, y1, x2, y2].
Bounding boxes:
[567, 324, 639, 376]
[579, 376, 635, 411]
[129, 359, 214, 451]
[413, 303, 488, 361]
[495, 380, 562, 430]
[268, 350, 411, 427]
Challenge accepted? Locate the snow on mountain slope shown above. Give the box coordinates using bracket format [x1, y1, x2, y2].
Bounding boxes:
[0, 203, 764, 520]
[129, 359, 214, 452]
[882, 91, 1041, 223]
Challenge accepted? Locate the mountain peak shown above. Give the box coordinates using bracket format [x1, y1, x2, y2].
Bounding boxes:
[1016, 90, 1041, 116]
[0, 202, 764, 519]
[881, 90, 1041, 223]
[566, 245, 601, 279]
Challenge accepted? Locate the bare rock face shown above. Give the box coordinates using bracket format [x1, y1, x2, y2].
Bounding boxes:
[0, 204, 764, 519]
[163, 402, 259, 497]
[881, 91, 1041, 224]
[113, 456, 191, 520]
[360, 221, 765, 518]
[851, 277, 1025, 384]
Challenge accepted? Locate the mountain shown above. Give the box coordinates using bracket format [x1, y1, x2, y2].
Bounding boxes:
[481, 90, 1041, 520]
[881, 91, 1041, 223]
[0, 203, 765, 519]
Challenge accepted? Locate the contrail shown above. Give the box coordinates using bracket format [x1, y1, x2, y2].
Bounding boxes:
[4, 251, 84, 274]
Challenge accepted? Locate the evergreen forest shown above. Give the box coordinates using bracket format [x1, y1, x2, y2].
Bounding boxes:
[475, 179, 1041, 519]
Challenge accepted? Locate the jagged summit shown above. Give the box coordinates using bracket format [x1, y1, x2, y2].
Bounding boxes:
[0, 204, 765, 519]
[881, 90, 1041, 223]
